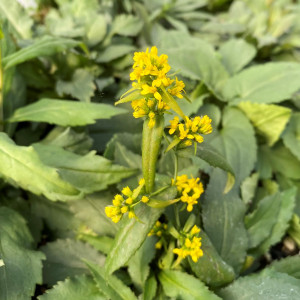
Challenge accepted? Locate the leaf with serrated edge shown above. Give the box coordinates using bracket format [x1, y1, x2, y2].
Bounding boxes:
[268, 256, 300, 280]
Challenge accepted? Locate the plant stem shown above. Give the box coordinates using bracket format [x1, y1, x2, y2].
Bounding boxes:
[0, 32, 3, 132]
[173, 150, 178, 182]
[150, 185, 170, 197]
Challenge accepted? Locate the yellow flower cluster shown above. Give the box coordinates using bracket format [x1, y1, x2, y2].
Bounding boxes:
[105, 179, 149, 223]
[148, 220, 168, 249]
[169, 115, 212, 147]
[129, 46, 185, 128]
[173, 225, 203, 262]
[174, 175, 204, 212]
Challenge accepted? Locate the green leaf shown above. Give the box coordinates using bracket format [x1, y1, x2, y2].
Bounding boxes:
[268, 256, 300, 280]
[189, 231, 235, 288]
[111, 14, 143, 36]
[128, 237, 156, 289]
[143, 276, 157, 300]
[105, 205, 163, 274]
[283, 113, 300, 161]
[238, 102, 291, 146]
[0, 0, 33, 39]
[38, 275, 105, 300]
[202, 169, 248, 273]
[0, 133, 81, 201]
[222, 62, 300, 104]
[252, 188, 296, 256]
[288, 214, 300, 247]
[3, 36, 80, 69]
[9, 99, 127, 126]
[219, 269, 300, 300]
[40, 239, 105, 285]
[56, 69, 96, 102]
[33, 143, 136, 194]
[159, 270, 221, 300]
[0, 207, 45, 300]
[78, 234, 113, 256]
[241, 173, 259, 205]
[219, 38, 256, 75]
[97, 44, 135, 63]
[85, 260, 137, 300]
[245, 192, 282, 248]
[86, 15, 107, 47]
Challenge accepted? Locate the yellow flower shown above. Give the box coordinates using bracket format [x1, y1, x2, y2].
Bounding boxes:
[168, 77, 185, 99]
[141, 196, 149, 203]
[169, 116, 179, 135]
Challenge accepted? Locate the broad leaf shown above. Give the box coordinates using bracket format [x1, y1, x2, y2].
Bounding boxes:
[283, 113, 300, 161]
[238, 102, 291, 146]
[0, 207, 45, 300]
[9, 99, 127, 126]
[288, 214, 300, 247]
[0, 133, 81, 201]
[38, 275, 105, 300]
[159, 270, 221, 300]
[3, 36, 80, 69]
[97, 44, 135, 63]
[223, 62, 300, 104]
[33, 143, 136, 194]
[219, 38, 256, 74]
[85, 260, 137, 300]
[219, 269, 300, 300]
[105, 205, 163, 274]
[111, 14, 143, 36]
[268, 256, 300, 280]
[40, 239, 105, 285]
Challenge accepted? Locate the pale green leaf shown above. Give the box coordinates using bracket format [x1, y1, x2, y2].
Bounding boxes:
[38, 275, 105, 300]
[3, 36, 80, 69]
[56, 69, 96, 102]
[268, 256, 300, 280]
[143, 276, 157, 300]
[85, 260, 137, 300]
[0, 207, 45, 300]
[78, 234, 113, 256]
[111, 14, 143, 36]
[288, 214, 300, 247]
[219, 269, 300, 300]
[241, 173, 259, 205]
[86, 15, 107, 46]
[105, 205, 163, 274]
[222, 62, 300, 104]
[219, 38, 256, 74]
[283, 113, 300, 161]
[159, 270, 221, 300]
[238, 102, 291, 146]
[97, 44, 135, 63]
[33, 143, 136, 194]
[0, 133, 81, 201]
[9, 99, 127, 126]
[41, 239, 105, 285]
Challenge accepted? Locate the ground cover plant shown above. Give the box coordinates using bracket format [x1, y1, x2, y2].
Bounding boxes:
[1, 0, 300, 299]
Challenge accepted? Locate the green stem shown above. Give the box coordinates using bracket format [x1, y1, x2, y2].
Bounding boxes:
[0, 31, 3, 132]
[173, 150, 178, 182]
[149, 185, 170, 197]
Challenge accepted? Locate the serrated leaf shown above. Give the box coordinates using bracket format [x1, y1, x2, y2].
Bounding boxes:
[3, 36, 80, 69]
[159, 270, 221, 300]
[40, 239, 105, 285]
[238, 102, 291, 146]
[9, 99, 127, 126]
[219, 269, 300, 300]
[0, 132, 81, 201]
[105, 205, 163, 274]
[85, 260, 137, 300]
[268, 256, 300, 280]
[222, 62, 300, 104]
[202, 169, 248, 273]
[189, 231, 235, 288]
[0, 207, 45, 300]
[38, 275, 105, 300]
[56, 69, 96, 102]
[111, 14, 143, 36]
[33, 143, 136, 194]
[283, 113, 300, 161]
[219, 38, 256, 75]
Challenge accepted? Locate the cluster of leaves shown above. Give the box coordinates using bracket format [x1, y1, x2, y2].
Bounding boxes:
[1, 0, 300, 299]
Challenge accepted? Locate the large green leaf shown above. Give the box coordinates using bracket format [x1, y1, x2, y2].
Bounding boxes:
[219, 269, 300, 300]
[0, 207, 45, 300]
[3, 36, 81, 69]
[288, 214, 300, 247]
[283, 113, 300, 161]
[33, 143, 136, 194]
[40, 239, 105, 285]
[202, 169, 248, 273]
[0, 133, 81, 201]
[85, 260, 137, 300]
[158, 270, 221, 300]
[268, 256, 300, 280]
[9, 98, 127, 126]
[238, 102, 291, 146]
[222, 62, 300, 104]
[38, 275, 105, 300]
[219, 38, 256, 75]
[110, 14, 143, 37]
[189, 231, 235, 288]
[105, 205, 163, 274]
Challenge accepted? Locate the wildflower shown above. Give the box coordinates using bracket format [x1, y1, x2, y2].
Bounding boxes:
[173, 175, 204, 212]
[173, 225, 203, 262]
[168, 115, 212, 148]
